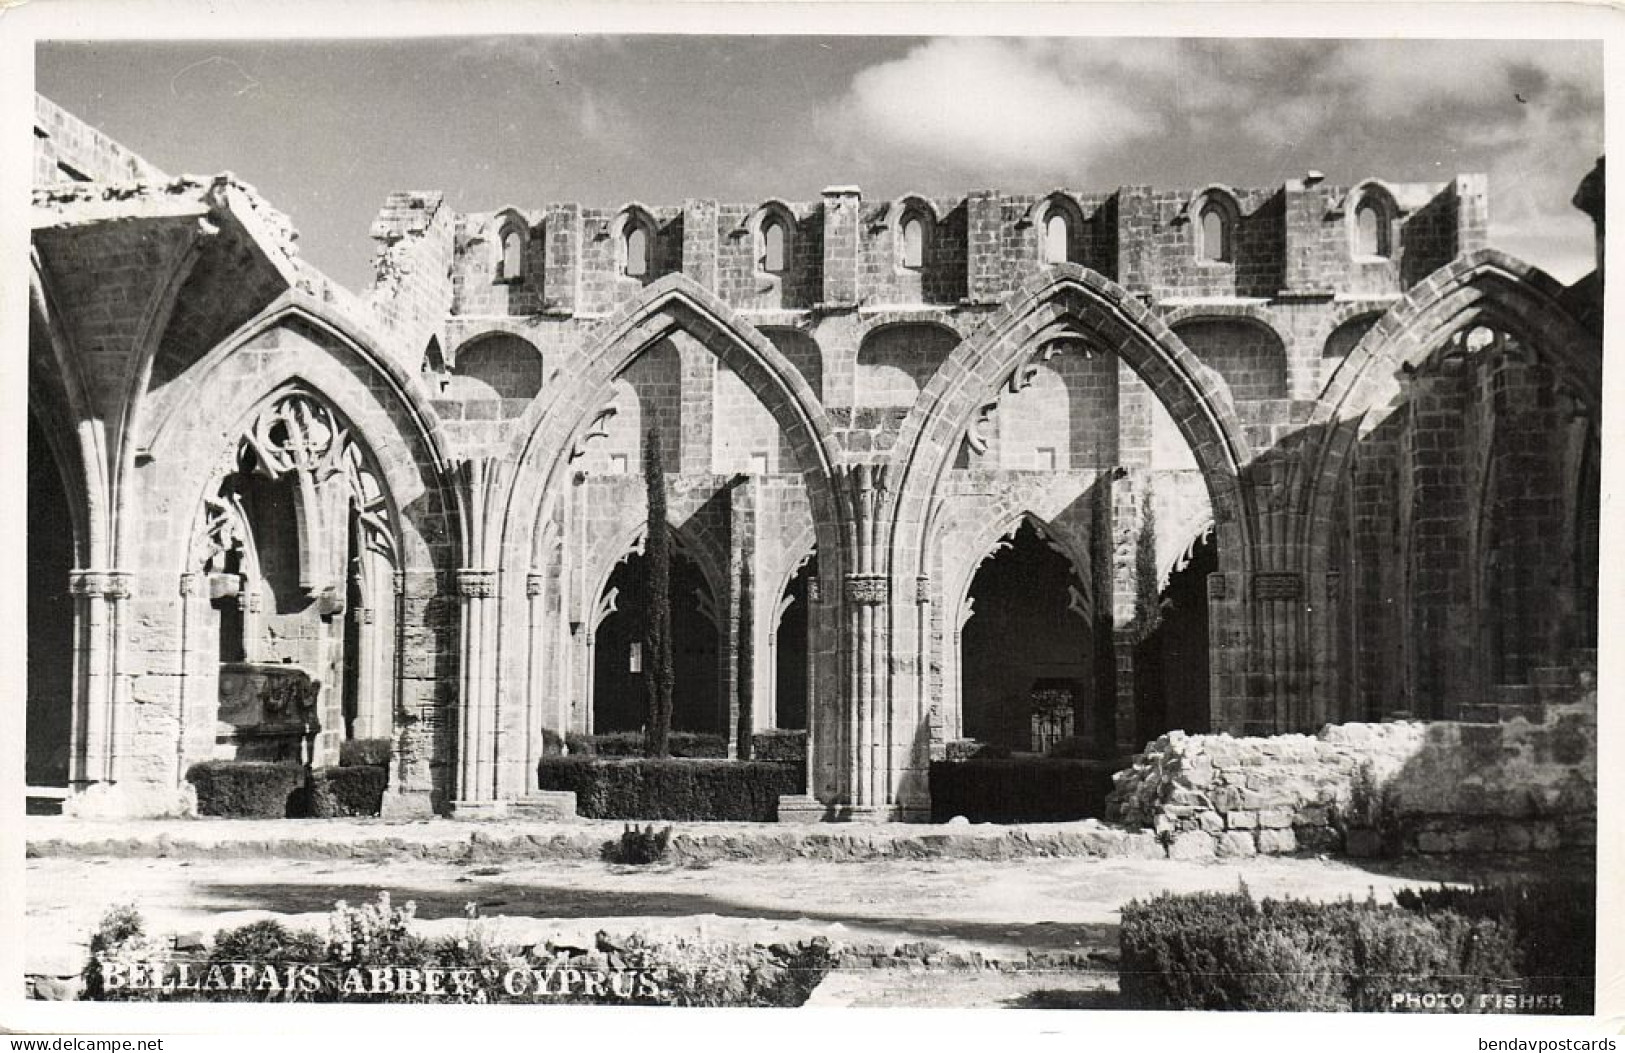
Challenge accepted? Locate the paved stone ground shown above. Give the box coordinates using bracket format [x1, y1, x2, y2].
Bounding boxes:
[25, 818, 1582, 1008]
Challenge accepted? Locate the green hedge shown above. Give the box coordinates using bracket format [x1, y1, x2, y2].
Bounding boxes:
[338, 738, 391, 768]
[565, 731, 728, 758]
[307, 766, 388, 818]
[1119, 885, 1537, 1012]
[941, 739, 1011, 762]
[929, 758, 1113, 822]
[537, 757, 802, 821]
[1393, 881, 1595, 1014]
[750, 729, 806, 764]
[186, 761, 306, 819]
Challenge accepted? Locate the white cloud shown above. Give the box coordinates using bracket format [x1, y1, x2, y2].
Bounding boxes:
[831, 38, 1165, 181]
[822, 37, 1601, 279]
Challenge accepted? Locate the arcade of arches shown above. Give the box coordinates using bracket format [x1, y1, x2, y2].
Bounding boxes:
[26, 95, 1604, 820]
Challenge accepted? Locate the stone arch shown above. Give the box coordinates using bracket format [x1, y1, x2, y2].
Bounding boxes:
[949, 509, 1091, 628]
[447, 330, 546, 406]
[492, 208, 530, 282]
[1319, 310, 1385, 395]
[1341, 180, 1402, 259]
[749, 200, 796, 275]
[503, 274, 845, 582]
[953, 512, 1095, 749]
[29, 268, 106, 569]
[1301, 249, 1601, 559]
[1170, 315, 1289, 403]
[855, 320, 962, 408]
[1027, 191, 1088, 265]
[142, 292, 458, 508]
[612, 203, 659, 281]
[1187, 185, 1241, 263]
[890, 264, 1255, 584]
[760, 326, 825, 404]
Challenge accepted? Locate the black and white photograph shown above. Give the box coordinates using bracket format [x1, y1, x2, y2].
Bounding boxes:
[4, 1, 1618, 1043]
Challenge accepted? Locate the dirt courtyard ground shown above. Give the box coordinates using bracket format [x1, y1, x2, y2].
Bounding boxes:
[25, 844, 1577, 1007]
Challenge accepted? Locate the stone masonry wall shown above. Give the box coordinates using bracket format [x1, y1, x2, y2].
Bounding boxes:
[1105, 696, 1597, 858]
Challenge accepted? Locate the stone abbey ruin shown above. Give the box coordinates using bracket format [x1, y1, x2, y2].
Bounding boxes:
[27, 94, 1601, 840]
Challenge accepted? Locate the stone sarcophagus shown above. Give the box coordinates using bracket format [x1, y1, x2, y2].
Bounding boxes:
[217, 662, 321, 763]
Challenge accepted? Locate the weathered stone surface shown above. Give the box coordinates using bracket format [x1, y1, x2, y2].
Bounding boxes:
[1167, 830, 1216, 860]
[1256, 828, 1298, 854]
[1215, 831, 1257, 858]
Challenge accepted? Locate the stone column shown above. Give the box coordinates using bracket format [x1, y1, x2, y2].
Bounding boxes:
[523, 570, 546, 783]
[453, 567, 498, 808]
[68, 569, 130, 787]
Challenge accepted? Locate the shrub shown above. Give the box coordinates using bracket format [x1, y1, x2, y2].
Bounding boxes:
[306, 766, 388, 818]
[82, 899, 837, 1006]
[565, 731, 728, 759]
[83, 905, 161, 1002]
[537, 757, 802, 821]
[1119, 885, 1523, 1012]
[1393, 880, 1595, 1014]
[942, 739, 1011, 762]
[338, 738, 391, 768]
[186, 760, 306, 818]
[750, 728, 807, 765]
[602, 823, 674, 864]
[929, 757, 1114, 822]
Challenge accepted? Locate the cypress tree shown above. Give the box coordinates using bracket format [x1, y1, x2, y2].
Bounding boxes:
[642, 425, 674, 758]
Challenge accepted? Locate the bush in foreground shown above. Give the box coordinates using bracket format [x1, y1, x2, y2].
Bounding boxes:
[603, 823, 674, 864]
[83, 896, 836, 1006]
[1118, 880, 1591, 1013]
[537, 757, 801, 821]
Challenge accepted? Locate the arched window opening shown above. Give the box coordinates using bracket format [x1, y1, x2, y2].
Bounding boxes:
[624, 224, 649, 278]
[1355, 200, 1390, 258]
[1044, 211, 1070, 264]
[901, 214, 926, 270]
[761, 217, 787, 274]
[499, 227, 524, 281]
[1199, 204, 1230, 263]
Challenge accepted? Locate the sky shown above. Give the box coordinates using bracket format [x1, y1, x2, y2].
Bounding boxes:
[36, 35, 1605, 292]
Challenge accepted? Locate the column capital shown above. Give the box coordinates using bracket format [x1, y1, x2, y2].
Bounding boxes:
[845, 573, 889, 606]
[525, 572, 546, 598]
[455, 568, 498, 599]
[69, 568, 134, 599]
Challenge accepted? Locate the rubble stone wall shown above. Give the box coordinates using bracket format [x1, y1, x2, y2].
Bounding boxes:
[1105, 697, 1597, 857]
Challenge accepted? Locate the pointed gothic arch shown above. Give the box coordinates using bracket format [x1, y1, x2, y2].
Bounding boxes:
[890, 265, 1255, 580]
[1301, 249, 1601, 558]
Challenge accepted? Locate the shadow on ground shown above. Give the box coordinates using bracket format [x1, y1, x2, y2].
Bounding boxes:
[195, 877, 1119, 952]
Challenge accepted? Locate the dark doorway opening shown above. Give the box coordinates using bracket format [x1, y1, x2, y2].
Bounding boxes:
[594, 546, 721, 734]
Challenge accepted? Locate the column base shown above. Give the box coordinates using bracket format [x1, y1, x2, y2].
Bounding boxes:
[379, 789, 436, 821]
[448, 792, 577, 822]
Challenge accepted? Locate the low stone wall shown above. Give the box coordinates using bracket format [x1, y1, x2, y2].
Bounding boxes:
[1105, 698, 1597, 858]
